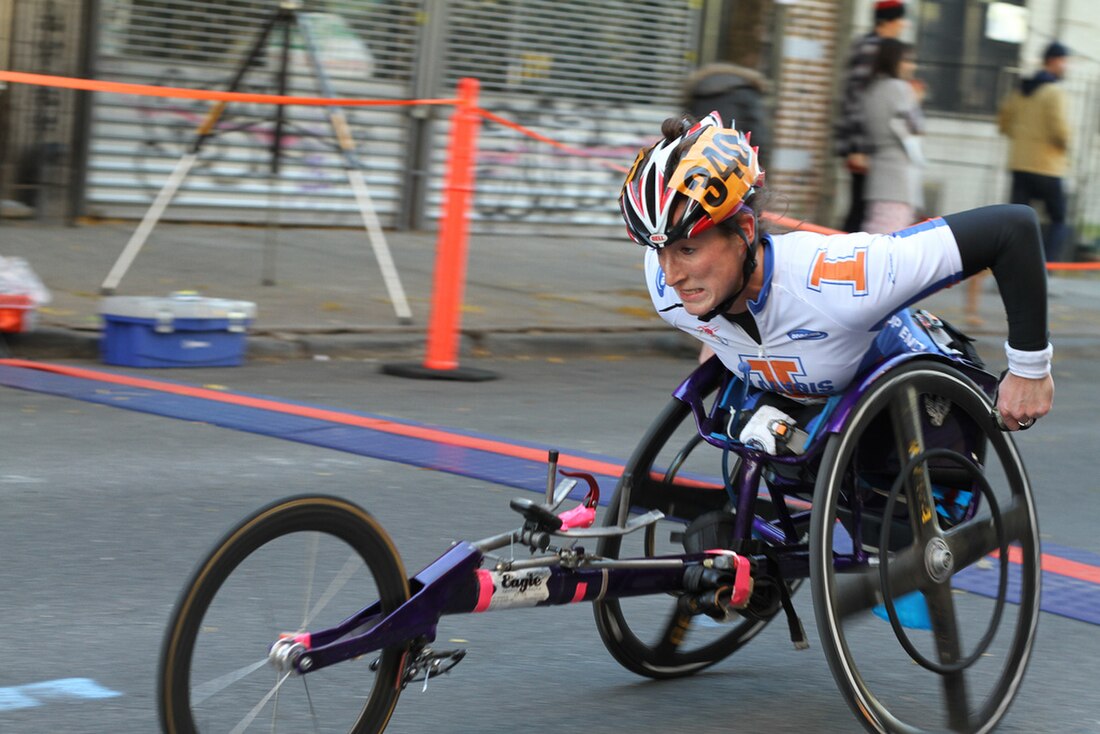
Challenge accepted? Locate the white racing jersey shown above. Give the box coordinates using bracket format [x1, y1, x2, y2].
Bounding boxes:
[646, 219, 965, 400]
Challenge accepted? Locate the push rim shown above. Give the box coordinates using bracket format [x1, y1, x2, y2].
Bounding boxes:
[810, 362, 1041, 734]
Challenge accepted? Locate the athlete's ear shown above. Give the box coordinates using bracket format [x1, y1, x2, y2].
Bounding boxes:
[736, 211, 756, 246]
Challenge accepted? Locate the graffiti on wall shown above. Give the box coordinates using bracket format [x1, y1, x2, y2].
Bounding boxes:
[471, 97, 657, 224]
[92, 61, 662, 229]
[89, 57, 409, 215]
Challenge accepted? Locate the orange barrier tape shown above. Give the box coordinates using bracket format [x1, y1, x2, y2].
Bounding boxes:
[7, 68, 1100, 272]
[474, 107, 848, 231]
[476, 107, 630, 173]
[1046, 261, 1100, 270]
[762, 212, 1100, 269]
[761, 212, 842, 235]
[473, 104, 1100, 270]
[0, 70, 457, 107]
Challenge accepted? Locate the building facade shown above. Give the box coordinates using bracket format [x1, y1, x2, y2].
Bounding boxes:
[1, 0, 1097, 250]
[838, 0, 1100, 256]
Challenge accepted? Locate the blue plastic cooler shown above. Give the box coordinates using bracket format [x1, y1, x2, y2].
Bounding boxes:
[99, 293, 257, 368]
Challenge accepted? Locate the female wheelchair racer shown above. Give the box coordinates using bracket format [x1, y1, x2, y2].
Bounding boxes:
[619, 112, 1053, 433]
[157, 112, 1054, 734]
[607, 111, 1054, 731]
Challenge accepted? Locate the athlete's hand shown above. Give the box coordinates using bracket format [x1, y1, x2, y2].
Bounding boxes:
[994, 372, 1054, 431]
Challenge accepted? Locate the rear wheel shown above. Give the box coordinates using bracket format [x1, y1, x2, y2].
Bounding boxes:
[810, 361, 1040, 733]
[593, 394, 800, 679]
[159, 495, 410, 734]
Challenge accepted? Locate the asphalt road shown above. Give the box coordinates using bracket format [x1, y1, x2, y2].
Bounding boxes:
[1, 351, 1098, 733]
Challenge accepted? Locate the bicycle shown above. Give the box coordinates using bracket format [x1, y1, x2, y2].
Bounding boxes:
[158, 308, 1040, 734]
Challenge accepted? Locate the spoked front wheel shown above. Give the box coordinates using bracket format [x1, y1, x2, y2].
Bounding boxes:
[159, 495, 410, 734]
[593, 394, 800, 679]
[810, 361, 1040, 733]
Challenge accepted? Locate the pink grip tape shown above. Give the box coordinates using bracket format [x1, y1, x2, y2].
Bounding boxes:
[474, 569, 494, 612]
[557, 504, 596, 530]
[730, 554, 755, 608]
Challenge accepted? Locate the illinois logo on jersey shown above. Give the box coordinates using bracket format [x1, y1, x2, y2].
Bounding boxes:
[739, 354, 835, 396]
[807, 247, 868, 296]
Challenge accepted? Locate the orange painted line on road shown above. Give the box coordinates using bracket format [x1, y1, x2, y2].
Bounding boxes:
[994, 545, 1100, 585]
[0, 70, 457, 108]
[0, 358, 625, 478]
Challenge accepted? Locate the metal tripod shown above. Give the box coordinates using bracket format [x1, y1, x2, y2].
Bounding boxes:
[99, 0, 412, 324]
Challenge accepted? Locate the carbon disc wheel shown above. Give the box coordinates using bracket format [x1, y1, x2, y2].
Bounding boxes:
[810, 362, 1040, 733]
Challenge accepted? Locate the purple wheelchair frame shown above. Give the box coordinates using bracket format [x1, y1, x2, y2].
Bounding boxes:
[279, 320, 998, 678]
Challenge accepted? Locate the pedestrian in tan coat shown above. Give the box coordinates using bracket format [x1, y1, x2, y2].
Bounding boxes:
[963, 42, 1074, 327]
[997, 41, 1071, 262]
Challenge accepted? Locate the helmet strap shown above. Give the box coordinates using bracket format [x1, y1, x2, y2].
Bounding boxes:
[698, 216, 758, 323]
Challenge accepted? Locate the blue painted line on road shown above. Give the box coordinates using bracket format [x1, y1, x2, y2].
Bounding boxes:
[0, 363, 621, 497]
[953, 559, 1100, 626]
[0, 678, 121, 711]
[3, 362, 1099, 627]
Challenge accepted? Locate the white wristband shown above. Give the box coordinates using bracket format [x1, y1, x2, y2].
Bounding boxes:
[1004, 341, 1053, 379]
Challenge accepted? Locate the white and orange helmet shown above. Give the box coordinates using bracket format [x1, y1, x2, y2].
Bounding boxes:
[620, 112, 764, 248]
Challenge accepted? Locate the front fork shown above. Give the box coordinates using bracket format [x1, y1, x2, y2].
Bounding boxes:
[272, 539, 760, 676]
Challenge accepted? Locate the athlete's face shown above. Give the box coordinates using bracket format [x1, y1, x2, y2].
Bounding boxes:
[658, 213, 755, 317]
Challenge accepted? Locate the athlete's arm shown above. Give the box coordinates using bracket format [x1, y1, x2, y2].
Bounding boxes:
[945, 204, 1047, 351]
[944, 204, 1053, 430]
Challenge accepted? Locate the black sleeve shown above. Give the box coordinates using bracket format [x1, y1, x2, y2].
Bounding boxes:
[943, 204, 1049, 351]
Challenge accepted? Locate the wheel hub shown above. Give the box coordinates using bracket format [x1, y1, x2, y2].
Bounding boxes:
[924, 537, 953, 583]
[268, 638, 306, 675]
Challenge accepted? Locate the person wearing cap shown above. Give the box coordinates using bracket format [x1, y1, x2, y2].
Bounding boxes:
[998, 41, 1072, 263]
[834, 0, 908, 234]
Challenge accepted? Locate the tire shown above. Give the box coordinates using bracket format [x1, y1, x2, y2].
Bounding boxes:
[159, 495, 410, 734]
[593, 394, 799, 679]
[809, 361, 1040, 734]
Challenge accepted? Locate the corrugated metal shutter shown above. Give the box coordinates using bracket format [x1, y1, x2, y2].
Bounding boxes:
[443, 1, 696, 105]
[85, 0, 701, 233]
[87, 0, 422, 224]
[438, 0, 701, 235]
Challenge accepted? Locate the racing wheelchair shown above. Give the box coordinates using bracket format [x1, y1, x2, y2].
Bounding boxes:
[158, 309, 1040, 734]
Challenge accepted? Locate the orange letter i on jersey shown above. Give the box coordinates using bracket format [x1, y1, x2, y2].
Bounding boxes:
[808, 247, 868, 296]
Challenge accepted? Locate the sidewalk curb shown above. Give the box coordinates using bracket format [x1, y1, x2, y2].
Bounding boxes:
[2, 325, 702, 363]
[6, 323, 1099, 365]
